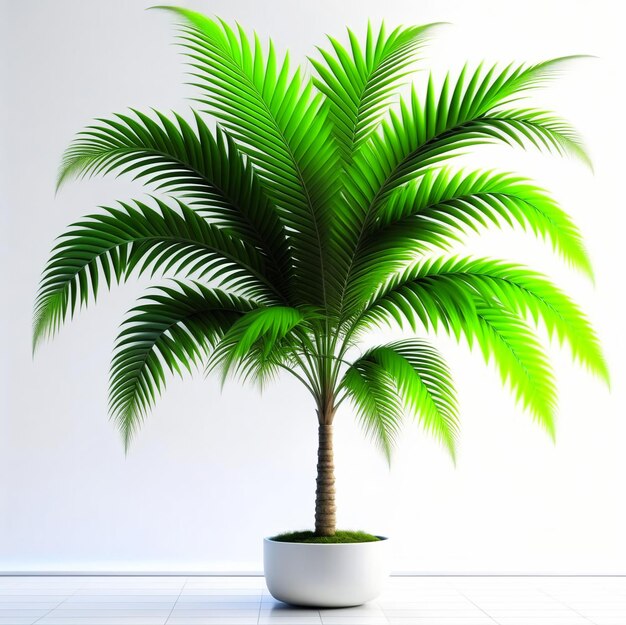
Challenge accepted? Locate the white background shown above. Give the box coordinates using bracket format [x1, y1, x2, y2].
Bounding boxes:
[1, 0, 624, 574]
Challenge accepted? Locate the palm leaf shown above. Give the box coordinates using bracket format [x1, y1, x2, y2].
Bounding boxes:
[109, 281, 258, 448]
[342, 339, 458, 459]
[346, 168, 593, 307]
[33, 197, 278, 350]
[311, 21, 441, 159]
[341, 359, 404, 462]
[471, 304, 557, 437]
[311, 21, 439, 308]
[207, 305, 317, 387]
[355, 256, 609, 382]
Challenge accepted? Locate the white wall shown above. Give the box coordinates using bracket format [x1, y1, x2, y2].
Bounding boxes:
[1, 0, 624, 574]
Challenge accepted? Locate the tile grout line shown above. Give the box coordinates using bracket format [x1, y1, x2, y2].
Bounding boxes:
[257, 585, 263, 625]
[539, 585, 599, 625]
[29, 583, 77, 625]
[164, 575, 188, 625]
[455, 586, 501, 625]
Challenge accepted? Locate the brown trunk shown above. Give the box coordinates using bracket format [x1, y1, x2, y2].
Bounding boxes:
[314, 422, 336, 536]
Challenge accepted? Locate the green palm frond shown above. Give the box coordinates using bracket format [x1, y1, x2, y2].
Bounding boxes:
[311, 21, 441, 159]
[341, 360, 404, 462]
[345, 168, 593, 306]
[482, 108, 591, 167]
[58, 109, 293, 293]
[376, 170, 591, 271]
[109, 281, 258, 448]
[342, 339, 459, 460]
[311, 21, 439, 307]
[355, 256, 609, 382]
[33, 197, 278, 350]
[207, 305, 318, 388]
[157, 6, 340, 308]
[471, 304, 557, 437]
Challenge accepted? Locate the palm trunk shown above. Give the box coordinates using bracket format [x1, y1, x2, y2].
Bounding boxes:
[314, 422, 336, 536]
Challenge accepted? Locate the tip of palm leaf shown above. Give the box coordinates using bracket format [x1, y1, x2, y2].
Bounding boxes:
[32, 306, 56, 356]
[147, 5, 204, 27]
[542, 416, 557, 443]
[548, 428, 557, 445]
[31, 331, 45, 358]
[31, 334, 41, 358]
[536, 55, 597, 76]
[420, 21, 452, 31]
[147, 5, 178, 12]
[574, 144, 594, 172]
[579, 250, 596, 282]
[31, 318, 44, 356]
[445, 439, 457, 466]
[569, 251, 595, 283]
[595, 358, 611, 389]
[122, 431, 133, 455]
[575, 343, 610, 388]
[549, 54, 596, 63]
[55, 163, 75, 193]
[148, 5, 208, 23]
[56, 151, 97, 192]
[113, 409, 136, 454]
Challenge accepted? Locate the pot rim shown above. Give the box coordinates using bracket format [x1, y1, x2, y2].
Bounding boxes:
[264, 535, 388, 545]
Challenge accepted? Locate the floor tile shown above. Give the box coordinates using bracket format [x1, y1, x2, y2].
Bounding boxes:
[383, 608, 485, 616]
[319, 607, 384, 615]
[175, 601, 260, 610]
[0, 595, 68, 602]
[0, 609, 50, 616]
[48, 609, 172, 617]
[166, 618, 258, 625]
[65, 595, 178, 603]
[494, 618, 592, 625]
[37, 618, 168, 625]
[177, 595, 261, 603]
[170, 609, 260, 617]
[386, 620, 494, 625]
[258, 617, 322, 625]
[319, 617, 389, 625]
[56, 603, 173, 610]
[261, 607, 322, 616]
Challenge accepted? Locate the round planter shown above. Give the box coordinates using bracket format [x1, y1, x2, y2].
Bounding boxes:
[263, 536, 389, 607]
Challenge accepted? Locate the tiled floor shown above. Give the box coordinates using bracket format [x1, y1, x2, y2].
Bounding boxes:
[0, 575, 624, 625]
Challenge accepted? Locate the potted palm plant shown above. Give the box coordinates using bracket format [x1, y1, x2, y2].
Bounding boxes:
[34, 6, 607, 607]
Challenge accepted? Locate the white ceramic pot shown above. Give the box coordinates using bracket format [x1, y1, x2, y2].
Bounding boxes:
[263, 536, 389, 607]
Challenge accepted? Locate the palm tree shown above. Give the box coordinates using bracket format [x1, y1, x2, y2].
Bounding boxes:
[34, 7, 608, 537]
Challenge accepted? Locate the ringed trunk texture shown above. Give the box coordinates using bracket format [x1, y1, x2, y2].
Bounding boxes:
[315, 423, 336, 536]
